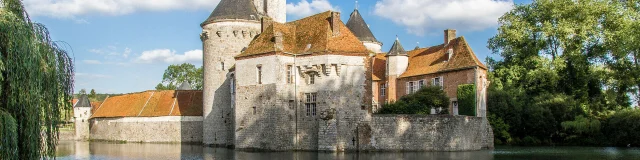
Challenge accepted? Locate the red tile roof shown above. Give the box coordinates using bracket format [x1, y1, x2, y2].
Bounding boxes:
[398, 37, 487, 78]
[372, 53, 387, 81]
[91, 90, 202, 118]
[236, 11, 369, 59]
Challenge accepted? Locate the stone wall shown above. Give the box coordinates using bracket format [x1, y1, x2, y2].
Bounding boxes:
[234, 54, 370, 151]
[202, 20, 261, 146]
[357, 115, 493, 151]
[90, 116, 203, 143]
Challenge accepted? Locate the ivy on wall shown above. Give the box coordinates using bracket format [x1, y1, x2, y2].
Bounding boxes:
[457, 84, 476, 116]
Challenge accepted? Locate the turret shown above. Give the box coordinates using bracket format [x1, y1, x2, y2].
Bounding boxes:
[385, 37, 408, 101]
[346, 9, 382, 53]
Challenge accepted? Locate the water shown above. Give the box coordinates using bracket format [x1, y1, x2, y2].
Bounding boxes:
[56, 141, 640, 160]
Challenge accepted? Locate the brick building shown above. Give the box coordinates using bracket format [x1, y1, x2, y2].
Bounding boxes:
[371, 30, 489, 117]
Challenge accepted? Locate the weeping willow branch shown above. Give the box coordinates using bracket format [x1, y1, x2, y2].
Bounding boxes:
[0, 0, 75, 159]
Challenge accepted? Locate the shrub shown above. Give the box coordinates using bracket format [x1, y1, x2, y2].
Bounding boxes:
[603, 109, 640, 147]
[457, 84, 476, 116]
[377, 86, 449, 115]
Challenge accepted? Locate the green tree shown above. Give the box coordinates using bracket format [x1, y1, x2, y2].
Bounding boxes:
[377, 86, 450, 115]
[486, 0, 639, 145]
[0, 0, 75, 158]
[156, 63, 203, 90]
[79, 88, 87, 95]
[89, 89, 97, 99]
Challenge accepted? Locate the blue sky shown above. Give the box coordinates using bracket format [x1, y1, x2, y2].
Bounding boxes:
[24, 0, 530, 94]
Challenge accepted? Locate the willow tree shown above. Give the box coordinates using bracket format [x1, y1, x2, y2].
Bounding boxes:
[0, 0, 75, 159]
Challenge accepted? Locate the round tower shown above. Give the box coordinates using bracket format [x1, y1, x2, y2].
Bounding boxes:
[201, 0, 262, 147]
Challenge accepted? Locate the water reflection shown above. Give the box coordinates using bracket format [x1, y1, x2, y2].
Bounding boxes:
[56, 141, 640, 160]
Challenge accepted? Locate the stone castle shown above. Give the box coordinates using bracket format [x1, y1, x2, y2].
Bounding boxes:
[79, 0, 493, 152]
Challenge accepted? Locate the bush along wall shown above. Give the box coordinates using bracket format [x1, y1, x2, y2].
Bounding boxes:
[457, 84, 476, 116]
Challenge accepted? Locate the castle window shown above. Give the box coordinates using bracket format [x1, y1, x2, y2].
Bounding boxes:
[433, 77, 443, 89]
[253, 106, 257, 115]
[305, 93, 317, 116]
[257, 65, 262, 84]
[380, 83, 386, 97]
[406, 82, 415, 94]
[307, 73, 316, 85]
[286, 65, 293, 84]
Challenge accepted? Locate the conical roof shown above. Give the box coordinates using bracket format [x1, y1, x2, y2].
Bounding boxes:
[387, 38, 407, 56]
[346, 9, 379, 43]
[177, 81, 192, 90]
[202, 0, 259, 26]
[75, 94, 92, 108]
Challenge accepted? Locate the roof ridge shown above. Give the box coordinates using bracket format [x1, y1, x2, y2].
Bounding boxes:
[287, 10, 333, 24]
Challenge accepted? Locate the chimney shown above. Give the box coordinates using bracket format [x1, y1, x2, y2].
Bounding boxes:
[444, 29, 456, 45]
[331, 12, 341, 36]
[274, 31, 283, 50]
[261, 17, 274, 33]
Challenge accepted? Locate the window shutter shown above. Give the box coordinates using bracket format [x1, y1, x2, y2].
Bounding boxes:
[406, 82, 411, 94]
[440, 76, 444, 89]
[432, 78, 436, 86]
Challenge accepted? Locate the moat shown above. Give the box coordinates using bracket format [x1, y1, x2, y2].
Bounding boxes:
[56, 141, 640, 160]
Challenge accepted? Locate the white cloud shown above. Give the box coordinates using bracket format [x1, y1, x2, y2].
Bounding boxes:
[83, 60, 103, 64]
[286, 0, 339, 19]
[23, 0, 220, 18]
[374, 0, 513, 35]
[75, 73, 112, 79]
[136, 49, 202, 64]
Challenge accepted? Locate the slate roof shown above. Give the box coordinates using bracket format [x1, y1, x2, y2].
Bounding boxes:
[236, 11, 369, 59]
[387, 38, 407, 56]
[398, 37, 488, 78]
[346, 9, 379, 43]
[202, 0, 259, 26]
[91, 90, 203, 118]
[177, 81, 192, 90]
[75, 94, 92, 108]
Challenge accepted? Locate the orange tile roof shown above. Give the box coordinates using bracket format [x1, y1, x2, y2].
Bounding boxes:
[398, 36, 487, 78]
[236, 11, 368, 59]
[372, 53, 386, 81]
[71, 99, 79, 107]
[90, 101, 102, 113]
[91, 90, 202, 118]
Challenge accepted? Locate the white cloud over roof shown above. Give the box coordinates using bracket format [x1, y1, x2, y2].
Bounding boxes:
[373, 0, 513, 35]
[286, 0, 339, 19]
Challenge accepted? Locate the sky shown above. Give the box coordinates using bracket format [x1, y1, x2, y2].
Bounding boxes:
[23, 0, 531, 94]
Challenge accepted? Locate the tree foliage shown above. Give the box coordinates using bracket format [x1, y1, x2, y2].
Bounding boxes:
[0, 0, 75, 159]
[487, 0, 640, 146]
[457, 84, 476, 116]
[156, 63, 203, 90]
[377, 86, 449, 115]
[89, 89, 96, 99]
